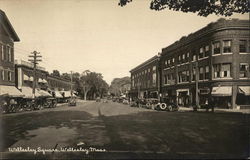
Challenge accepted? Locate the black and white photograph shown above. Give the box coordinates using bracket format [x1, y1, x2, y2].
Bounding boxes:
[0, 0, 249, 159]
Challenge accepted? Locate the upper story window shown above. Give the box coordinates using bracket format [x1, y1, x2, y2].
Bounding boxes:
[199, 67, 204, 80]
[213, 41, 221, 55]
[192, 66, 196, 81]
[182, 54, 185, 60]
[152, 73, 157, 86]
[172, 58, 175, 63]
[205, 66, 209, 80]
[187, 52, 190, 59]
[178, 70, 189, 83]
[223, 40, 232, 53]
[8, 46, 12, 62]
[213, 63, 231, 78]
[153, 66, 156, 71]
[205, 45, 209, 57]
[192, 54, 197, 61]
[199, 47, 204, 59]
[239, 40, 247, 53]
[239, 63, 249, 78]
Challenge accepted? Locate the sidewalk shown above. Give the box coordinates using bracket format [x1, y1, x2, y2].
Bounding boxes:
[179, 107, 250, 114]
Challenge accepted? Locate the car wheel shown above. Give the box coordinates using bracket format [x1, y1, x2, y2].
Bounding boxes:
[160, 103, 167, 110]
[168, 105, 173, 112]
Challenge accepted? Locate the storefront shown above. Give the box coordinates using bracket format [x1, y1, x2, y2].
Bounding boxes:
[211, 86, 232, 108]
[236, 86, 250, 108]
[176, 89, 190, 107]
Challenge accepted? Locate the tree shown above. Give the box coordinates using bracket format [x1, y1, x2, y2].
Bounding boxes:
[109, 76, 131, 96]
[118, 0, 249, 17]
[61, 73, 71, 80]
[77, 70, 109, 100]
[51, 70, 60, 77]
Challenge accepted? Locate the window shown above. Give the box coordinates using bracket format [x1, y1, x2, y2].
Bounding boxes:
[192, 54, 197, 61]
[213, 41, 220, 55]
[165, 60, 168, 66]
[239, 63, 249, 78]
[8, 46, 11, 62]
[223, 40, 232, 53]
[213, 64, 220, 78]
[199, 67, 204, 80]
[221, 64, 231, 77]
[152, 73, 157, 86]
[205, 45, 209, 57]
[153, 66, 156, 71]
[213, 63, 231, 78]
[1, 70, 5, 80]
[164, 74, 167, 84]
[239, 40, 247, 53]
[172, 58, 175, 63]
[199, 47, 204, 59]
[205, 66, 209, 79]
[178, 55, 181, 62]
[178, 70, 189, 83]
[187, 52, 190, 58]
[192, 66, 196, 81]
[168, 59, 171, 65]
[182, 54, 185, 60]
[8, 72, 12, 81]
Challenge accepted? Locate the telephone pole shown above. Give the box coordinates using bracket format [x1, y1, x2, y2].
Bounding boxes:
[70, 71, 73, 97]
[28, 51, 42, 99]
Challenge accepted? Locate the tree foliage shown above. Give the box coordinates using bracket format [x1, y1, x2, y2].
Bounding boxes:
[77, 70, 109, 100]
[50, 70, 60, 77]
[119, 0, 249, 17]
[109, 77, 131, 96]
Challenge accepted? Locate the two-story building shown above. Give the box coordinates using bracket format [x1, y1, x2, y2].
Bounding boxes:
[0, 9, 23, 97]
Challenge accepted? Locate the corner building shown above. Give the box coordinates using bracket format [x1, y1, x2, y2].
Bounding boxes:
[160, 18, 250, 109]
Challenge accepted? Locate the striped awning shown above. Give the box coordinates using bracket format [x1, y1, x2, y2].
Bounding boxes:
[238, 86, 250, 96]
[211, 86, 232, 96]
[0, 85, 24, 97]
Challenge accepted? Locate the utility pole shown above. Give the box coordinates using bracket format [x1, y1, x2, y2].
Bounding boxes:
[195, 60, 199, 108]
[70, 71, 73, 97]
[28, 51, 42, 99]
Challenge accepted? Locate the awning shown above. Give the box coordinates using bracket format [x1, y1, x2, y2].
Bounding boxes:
[0, 85, 24, 97]
[38, 78, 43, 83]
[60, 91, 71, 98]
[54, 91, 63, 98]
[21, 86, 41, 98]
[37, 89, 52, 97]
[211, 86, 232, 96]
[23, 74, 30, 81]
[238, 86, 250, 96]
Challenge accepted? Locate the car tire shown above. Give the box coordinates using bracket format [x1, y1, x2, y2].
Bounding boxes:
[168, 105, 173, 112]
[160, 103, 167, 110]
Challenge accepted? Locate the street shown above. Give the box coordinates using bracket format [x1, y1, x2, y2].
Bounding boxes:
[1, 100, 249, 159]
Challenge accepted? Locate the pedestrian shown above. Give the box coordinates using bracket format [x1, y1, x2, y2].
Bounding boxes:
[209, 96, 215, 113]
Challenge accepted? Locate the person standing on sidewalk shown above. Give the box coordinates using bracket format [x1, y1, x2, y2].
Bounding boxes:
[208, 96, 215, 113]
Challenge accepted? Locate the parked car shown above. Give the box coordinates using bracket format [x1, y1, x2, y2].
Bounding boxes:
[155, 102, 179, 111]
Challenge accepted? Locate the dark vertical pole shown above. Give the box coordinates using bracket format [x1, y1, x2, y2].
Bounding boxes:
[195, 61, 199, 107]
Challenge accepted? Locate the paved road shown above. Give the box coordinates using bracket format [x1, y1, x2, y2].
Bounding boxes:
[1, 100, 249, 159]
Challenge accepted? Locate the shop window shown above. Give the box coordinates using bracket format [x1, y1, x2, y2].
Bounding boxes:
[239, 63, 249, 78]
[223, 40, 232, 53]
[199, 67, 204, 80]
[239, 40, 247, 53]
[213, 41, 220, 55]
[205, 66, 209, 79]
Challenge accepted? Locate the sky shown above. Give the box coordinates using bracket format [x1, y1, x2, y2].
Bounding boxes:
[0, 0, 249, 84]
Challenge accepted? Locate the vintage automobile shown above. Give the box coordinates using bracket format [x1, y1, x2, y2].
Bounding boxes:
[155, 101, 179, 111]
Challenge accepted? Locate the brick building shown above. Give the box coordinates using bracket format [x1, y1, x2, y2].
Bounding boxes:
[130, 55, 160, 100]
[130, 18, 250, 109]
[0, 10, 23, 97]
